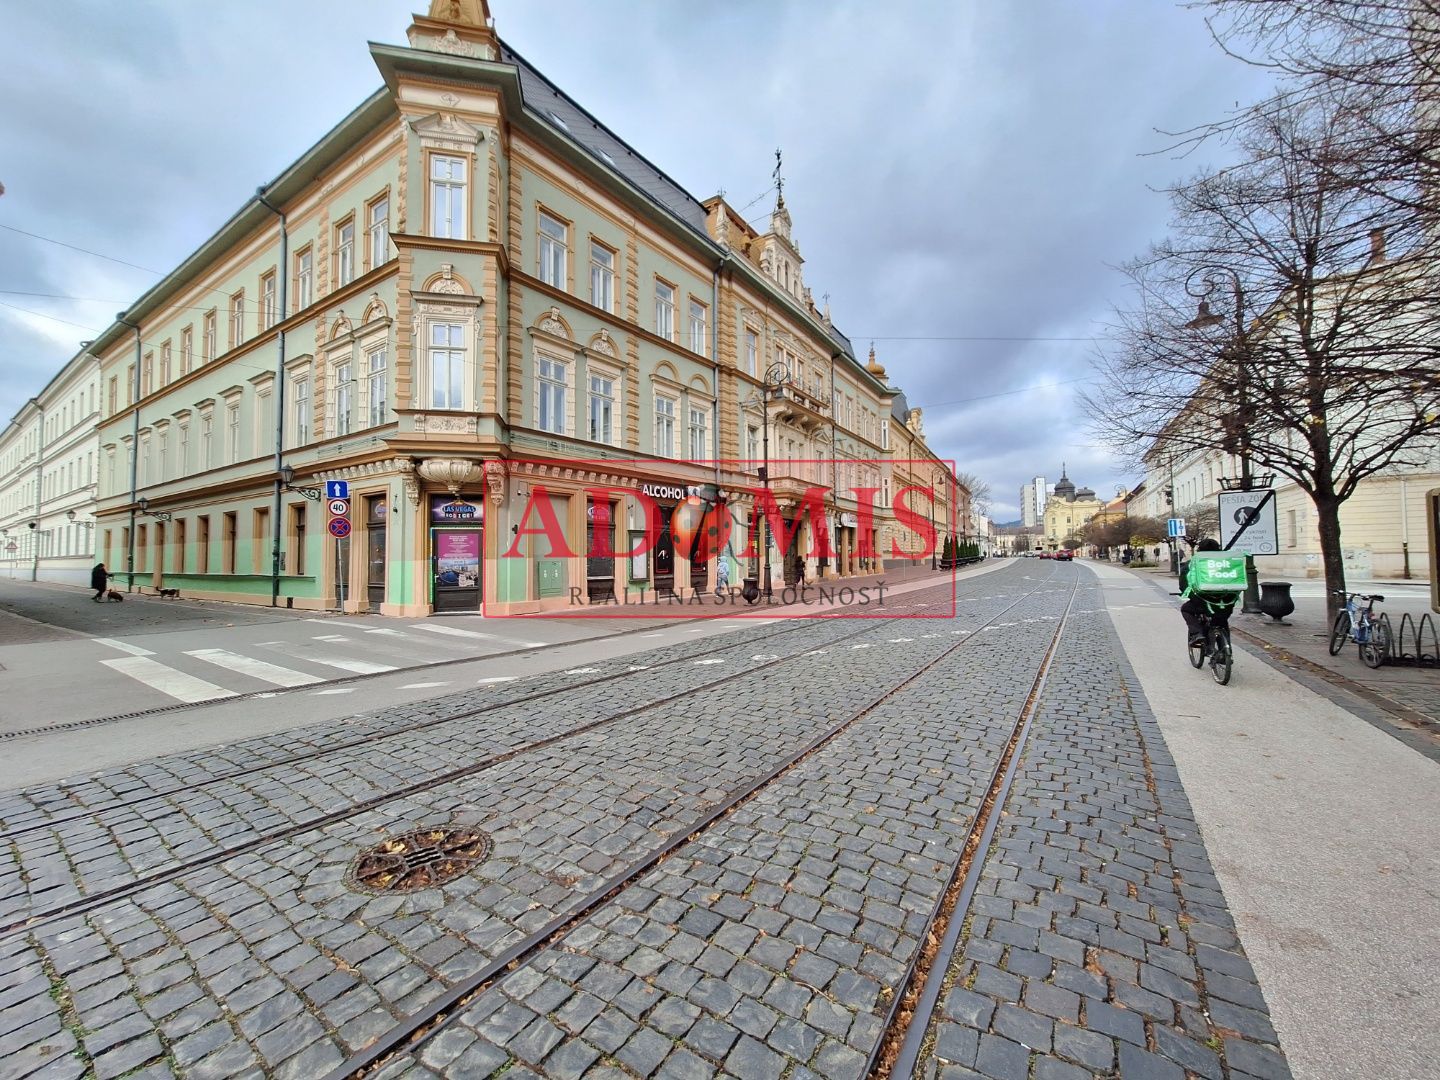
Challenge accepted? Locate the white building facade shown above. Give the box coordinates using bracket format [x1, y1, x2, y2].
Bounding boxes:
[0, 349, 103, 587]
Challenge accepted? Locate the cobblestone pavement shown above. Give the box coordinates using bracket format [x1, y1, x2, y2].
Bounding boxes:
[0, 564, 1293, 1079]
[0, 570, 1021, 1078]
[913, 587, 1291, 1079]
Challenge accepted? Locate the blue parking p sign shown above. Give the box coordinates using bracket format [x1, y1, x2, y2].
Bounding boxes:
[324, 480, 349, 500]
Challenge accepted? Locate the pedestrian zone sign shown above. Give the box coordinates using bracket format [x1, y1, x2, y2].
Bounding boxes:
[1167, 517, 1186, 538]
[1218, 490, 1279, 555]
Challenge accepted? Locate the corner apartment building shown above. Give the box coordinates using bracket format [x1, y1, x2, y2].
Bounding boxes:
[73, 0, 955, 615]
[0, 350, 102, 586]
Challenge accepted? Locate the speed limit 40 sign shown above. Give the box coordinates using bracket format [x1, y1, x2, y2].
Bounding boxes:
[328, 498, 350, 517]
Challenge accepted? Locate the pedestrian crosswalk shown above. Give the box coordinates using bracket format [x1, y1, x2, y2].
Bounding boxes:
[89, 621, 570, 707]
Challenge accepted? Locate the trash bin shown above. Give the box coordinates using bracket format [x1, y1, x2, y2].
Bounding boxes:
[741, 577, 760, 605]
[1258, 581, 1295, 624]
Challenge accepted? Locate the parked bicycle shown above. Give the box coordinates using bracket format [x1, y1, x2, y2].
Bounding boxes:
[1328, 590, 1391, 669]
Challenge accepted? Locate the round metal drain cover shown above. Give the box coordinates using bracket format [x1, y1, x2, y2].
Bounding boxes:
[348, 825, 491, 893]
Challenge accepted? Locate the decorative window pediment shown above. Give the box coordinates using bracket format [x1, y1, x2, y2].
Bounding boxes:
[409, 111, 485, 153]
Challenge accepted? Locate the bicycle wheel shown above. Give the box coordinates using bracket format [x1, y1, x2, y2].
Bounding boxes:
[1328, 612, 1351, 656]
[1360, 620, 1391, 669]
[1211, 629, 1233, 685]
[1189, 632, 1205, 669]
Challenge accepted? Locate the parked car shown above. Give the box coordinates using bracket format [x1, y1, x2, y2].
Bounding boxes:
[1054, 549, 1074, 561]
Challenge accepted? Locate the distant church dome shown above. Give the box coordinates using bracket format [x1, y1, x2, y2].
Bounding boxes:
[1053, 467, 1076, 500]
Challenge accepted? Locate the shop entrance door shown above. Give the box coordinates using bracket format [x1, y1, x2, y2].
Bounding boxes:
[653, 510, 675, 596]
[366, 497, 387, 612]
[433, 528, 483, 613]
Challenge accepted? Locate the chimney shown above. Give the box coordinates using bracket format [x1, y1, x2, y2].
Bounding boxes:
[1369, 227, 1386, 265]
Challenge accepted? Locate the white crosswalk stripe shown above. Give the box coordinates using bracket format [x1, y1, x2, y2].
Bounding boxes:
[410, 623, 545, 648]
[92, 638, 154, 657]
[299, 655, 397, 675]
[183, 649, 323, 688]
[100, 656, 237, 703]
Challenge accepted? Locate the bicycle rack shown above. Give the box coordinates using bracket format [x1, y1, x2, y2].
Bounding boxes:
[1386, 612, 1440, 668]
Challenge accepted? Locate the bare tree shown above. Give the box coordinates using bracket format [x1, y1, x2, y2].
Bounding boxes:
[954, 472, 992, 517]
[1178, 501, 1220, 543]
[1089, 92, 1440, 621]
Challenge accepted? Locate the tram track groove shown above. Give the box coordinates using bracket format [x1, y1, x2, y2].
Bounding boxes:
[0, 578, 991, 940]
[870, 575, 1081, 1079]
[317, 568, 1073, 1080]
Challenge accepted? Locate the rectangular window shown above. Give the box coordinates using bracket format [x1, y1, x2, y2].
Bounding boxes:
[160, 341, 172, 386]
[688, 406, 708, 460]
[226, 404, 240, 463]
[538, 356, 567, 434]
[261, 271, 277, 329]
[180, 327, 193, 374]
[197, 515, 210, 574]
[587, 373, 614, 444]
[107, 377, 118, 415]
[335, 362, 352, 436]
[367, 194, 389, 270]
[253, 508, 270, 574]
[367, 348, 388, 427]
[204, 311, 217, 361]
[201, 415, 213, 468]
[744, 330, 758, 376]
[430, 155, 466, 239]
[430, 324, 464, 409]
[178, 425, 189, 477]
[880, 422, 889, 450]
[654, 280, 675, 340]
[746, 425, 759, 463]
[158, 430, 168, 481]
[688, 300, 707, 356]
[589, 241, 614, 311]
[290, 504, 307, 576]
[538, 211, 568, 288]
[174, 519, 187, 575]
[292, 377, 311, 446]
[255, 390, 273, 457]
[229, 292, 244, 348]
[335, 219, 355, 287]
[142, 352, 153, 396]
[223, 512, 237, 574]
[1287, 509, 1298, 548]
[654, 395, 676, 457]
[295, 247, 313, 312]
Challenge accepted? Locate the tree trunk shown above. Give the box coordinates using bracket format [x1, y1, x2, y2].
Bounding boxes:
[1313, 493, 1347, 626]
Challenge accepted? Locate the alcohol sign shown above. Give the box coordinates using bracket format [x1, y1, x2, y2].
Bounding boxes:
[1218, 490, 1279, 555]
[328, 517, 352, 539]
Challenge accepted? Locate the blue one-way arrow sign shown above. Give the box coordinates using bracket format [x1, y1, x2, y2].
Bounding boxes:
[324, 480, 350, 500]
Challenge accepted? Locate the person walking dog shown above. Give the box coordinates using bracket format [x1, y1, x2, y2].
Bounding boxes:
[91, 562, 109, 602]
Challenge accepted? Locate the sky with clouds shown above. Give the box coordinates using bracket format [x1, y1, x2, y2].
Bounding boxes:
[0, 0, 1275, 522]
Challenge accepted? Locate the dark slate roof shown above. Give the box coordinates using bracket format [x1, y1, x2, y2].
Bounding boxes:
[500, 40, 861, 366]
[501, 41, 711, 237]
[890, 391, 911, 421]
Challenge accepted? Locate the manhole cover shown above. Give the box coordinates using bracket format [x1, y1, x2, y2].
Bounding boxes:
[348, 825, 491, 893]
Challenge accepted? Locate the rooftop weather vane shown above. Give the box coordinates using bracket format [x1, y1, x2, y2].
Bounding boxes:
[773, 148, 785, 206]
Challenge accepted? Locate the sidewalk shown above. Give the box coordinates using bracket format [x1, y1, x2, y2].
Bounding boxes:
[1119, 562, 1439, 730]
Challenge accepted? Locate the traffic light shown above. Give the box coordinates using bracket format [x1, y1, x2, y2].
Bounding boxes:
[1164, 487, 1174, 507]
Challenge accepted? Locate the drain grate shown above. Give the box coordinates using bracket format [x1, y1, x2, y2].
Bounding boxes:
[348, 825, 491, 893]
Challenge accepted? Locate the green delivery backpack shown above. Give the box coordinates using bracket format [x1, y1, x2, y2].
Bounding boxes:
[1187, 551, 1247, 594]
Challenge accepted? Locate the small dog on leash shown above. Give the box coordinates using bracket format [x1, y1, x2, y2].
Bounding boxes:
[106, 589, 125, 602]
[157, 588, 181, 599]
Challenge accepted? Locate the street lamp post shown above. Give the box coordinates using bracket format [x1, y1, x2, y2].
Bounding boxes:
[757, 361, 789, 599]
[1184, 265, 1263, 614]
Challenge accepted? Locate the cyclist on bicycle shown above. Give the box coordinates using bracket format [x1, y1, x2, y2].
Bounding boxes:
[1179, 538, 1239, 647]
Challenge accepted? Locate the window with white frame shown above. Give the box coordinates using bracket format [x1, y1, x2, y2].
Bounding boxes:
[430, 324, 465, 409]
[226, 404, 240, 462]
[430, 155, 466, 239]
[537, 355, 567, 434]
[181, 328, 193, 374]
[292, 376, 311, 446]
[746, 424, 759, 463]
[367, 195, 389, 269]
[335, 361, 353, 436]
[587, 373, 614, 444]
[367, 348, 388, 427]
[538, 211, 568, 288]
[158, 429, 168, 480]
[744, 330, 758, 376]
[688, 406, 708, 460]
[295, 247, 313, 311]
[178, 425, 189, 476]
[261, 271, 277, 329]
[688, 300, 707, 356]
[654, 394, 676, 457]
[204, 311, 217, 361]
[882, 476, 892, 504]
[256, 390, 273, 456]
[590, 241, 614, 311]
[160, 341, 172, 386]
[881, 421, 889, 450]
[654, 280, 675, 340]
[201, 414, 213, 468]
[229, 292, 244, 348]
[335, 219, 355, 287]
